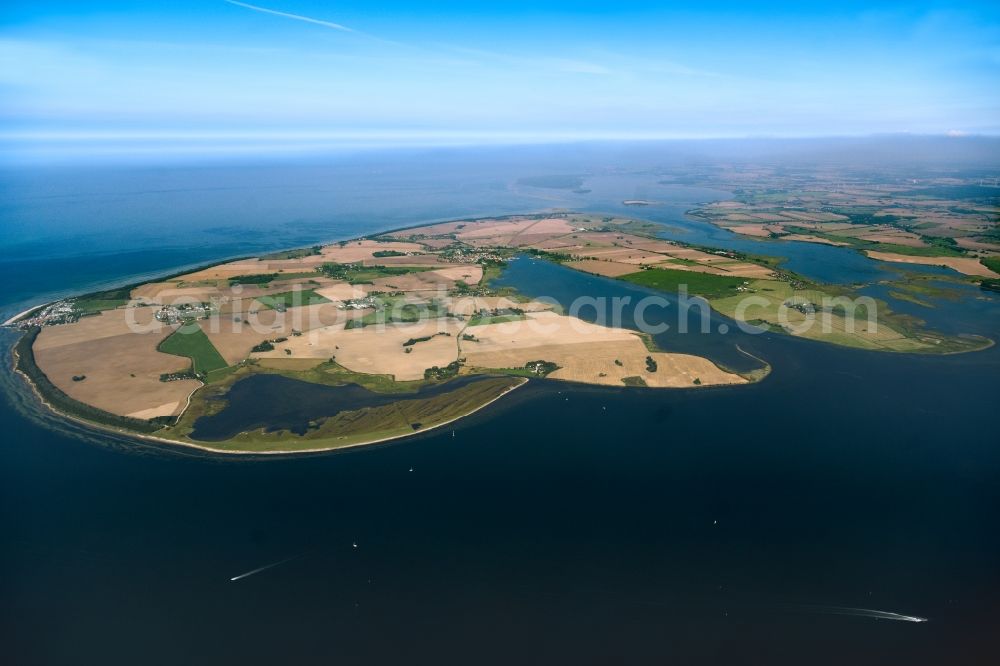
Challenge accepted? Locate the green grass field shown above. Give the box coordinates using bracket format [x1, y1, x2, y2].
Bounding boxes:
[71, 285, 133, 314]
[782, 226, 966, 257]
[73, 298, 128, 314]
[619, 267, 746, 298]
[321, 263, 435, 284]
[347, 296, 451, 328]
[158, 324, 228, 374]
[865, 241, 965, 257]
[466, 313, 526, 326]
[256, 288, 330, 310]
[981, 256, 1000, 274]
[709, 279, 985, 353]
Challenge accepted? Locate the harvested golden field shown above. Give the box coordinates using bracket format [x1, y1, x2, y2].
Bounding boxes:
[723, 224, 780, 237]
[34, 306, 166, 350]
[663, 247, 736, 264]
[262, 257, 328, 271]
[464, 311, 635, 350]
[645, 262, 737, 276]
[554, 231, 626, 245]
[360, 254, 447, 267]
[201, 303, 367, 365]
[857, 230, 926, 247]
[508, 233, 572, 248]
[521, 217, 581, 234]
[131, 282, 224, 305]
[416, 238, 456, 249]
[780, 234, 850, 246]
[461, 312, 743, 388]
[34, 314, 199, 418]
[709, 262, 776, 278]
[445, 296, 553, 316]
[198, 320, 275, 365]
[252, 318, 464, 381]
[454, 217, 575, 244]
[565, 260, 642, 277]
[395, 220, 467, 236]
[452, 219, 536, 241]
[505, 219, 582, 247]
[616, 238, 691, 254]
[865, 252, 1000, 278]
[531, 237, 585, 250]
[320, 240, 425, 263]
[135, 280, 301, 307]
[173, 259, 275, 282]
[574, 247, 666, 264]
[429, 265, 483, 284]
[956, 238, 1000, 252]
[370, 265, 482, 291]
[640, 257, 772, 279]
[314, 282, 370, 302]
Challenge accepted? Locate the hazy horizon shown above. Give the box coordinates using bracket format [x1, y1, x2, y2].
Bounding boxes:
[3, 1, 999, 162]
[3, 133, 999, 167]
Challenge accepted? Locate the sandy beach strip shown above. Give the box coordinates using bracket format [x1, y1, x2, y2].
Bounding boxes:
[3, 303, 49, 327]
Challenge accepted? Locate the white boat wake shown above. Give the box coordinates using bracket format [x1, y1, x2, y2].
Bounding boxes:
[229, 554, 301, 582]
[793, 604, 928, 623]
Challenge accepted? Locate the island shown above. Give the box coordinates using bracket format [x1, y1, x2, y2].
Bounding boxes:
[7, 210, 991, 454]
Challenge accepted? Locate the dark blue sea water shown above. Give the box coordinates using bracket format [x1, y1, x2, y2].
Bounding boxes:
[1, 147, 999, 665]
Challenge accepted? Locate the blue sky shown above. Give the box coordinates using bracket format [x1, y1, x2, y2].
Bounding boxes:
[1, 1, 998, 144]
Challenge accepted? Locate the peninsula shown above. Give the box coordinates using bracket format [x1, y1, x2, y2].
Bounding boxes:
[8, 212, 988, 454]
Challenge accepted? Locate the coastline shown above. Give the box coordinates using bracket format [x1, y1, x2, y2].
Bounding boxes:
[3, 303, 49, 327]
[10, 337, 528, 456]
[7, 209, 989, 455]
[3, 208, 758, 456]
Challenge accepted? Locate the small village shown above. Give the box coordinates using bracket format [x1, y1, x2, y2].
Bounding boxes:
[154, 302, 214, 324]
[5, 300, 81, 330]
